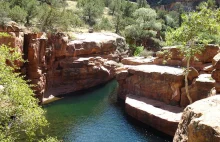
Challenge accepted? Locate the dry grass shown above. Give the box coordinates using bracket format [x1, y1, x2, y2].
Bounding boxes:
[66, 0, 114, 33]
[66, 1, 77, 10]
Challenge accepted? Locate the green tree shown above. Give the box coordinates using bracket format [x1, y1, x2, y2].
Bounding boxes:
[0, 43, 47, 141]
[77, 0, 104, 26]
[137, 0, 149, 8]
[94, 17, 113, 31]
[166, 3, 220, 104]
[125, 7, 162, 50]
[111, 0, 136, 34]
[0, 1, 11, 25]
[37, 2, 80, 32]
[9, 0, 40, 25]
[0, 34, 59, 141]
[109, 0, 125, 15]
[9, 6, 27, 23]
[123, 1, 137, 17]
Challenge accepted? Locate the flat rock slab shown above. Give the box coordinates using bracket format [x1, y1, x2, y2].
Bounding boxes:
[180, 74, 215, 107]
[128, 65, 184, 75]
[121, 57, 155, 65]
[70, 32, 124, 43]
[125, 94, 183, 136]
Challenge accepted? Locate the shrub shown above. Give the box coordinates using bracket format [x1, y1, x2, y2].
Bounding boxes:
[139, 49, 154, 57]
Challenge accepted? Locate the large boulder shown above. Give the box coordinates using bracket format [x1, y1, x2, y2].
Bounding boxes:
[174, 96, 220, 142]
[212, 53, 220, 93]
[47, 32, 127, 62]
[117, 65, 185, 105]
[180, 74, 215, 107]
[155, 45, 219, 71]
[121, 57, 155, 65]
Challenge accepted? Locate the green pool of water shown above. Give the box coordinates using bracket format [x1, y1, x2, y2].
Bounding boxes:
[43, 80, 171, 142]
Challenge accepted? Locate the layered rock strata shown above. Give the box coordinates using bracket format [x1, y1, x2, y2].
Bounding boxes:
[173, 96, 220, 142]
[121, 57, 155, 65]
[27, 32, 127, 102]
[117, 65, 186, 136]
[117, 57, 216, 136]
[154, 45, 219, 73]
[126, 94, 183, 136]
[180, 74, 215, 107]
[212, 53, 220, 93]
[0, 26, 127, 103]
[117, 65, 191, 105]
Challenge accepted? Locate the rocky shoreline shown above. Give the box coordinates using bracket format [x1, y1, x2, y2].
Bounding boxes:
[116, 45, 220, 141]
[1, 24, 220, 141]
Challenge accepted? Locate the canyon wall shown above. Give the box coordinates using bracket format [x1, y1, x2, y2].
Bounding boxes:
[116, 45, 219, 136]
[0, 25, 128, 103]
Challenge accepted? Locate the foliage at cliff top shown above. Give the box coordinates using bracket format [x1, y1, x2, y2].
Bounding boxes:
[165, 1, 220, 104]
[0, 0, 213, 52]
[0, 34, 58, 141]
[125, 7, 163, 50]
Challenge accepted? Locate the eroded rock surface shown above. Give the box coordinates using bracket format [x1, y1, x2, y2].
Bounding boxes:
[121, 57, 155, 65]
[117, 65, 185, 105]
[174, 96, 220, 142]
[180, 74, 215, 107]
[1, 31, 126, 103]
[43, 33, 126, 100]
[154, 45, 219, 73]
[45, 57, 120, 98]
[126, 94, 183, 136]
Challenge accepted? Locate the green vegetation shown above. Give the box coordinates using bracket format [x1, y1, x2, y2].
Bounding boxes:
[0, 34, 58, 141]
[77, 0, 104, 26]
[133, 45, 144, 56]
[125, 7, 162, 51]
[166, 1, 220, 103]
[0, 0, 195, 53]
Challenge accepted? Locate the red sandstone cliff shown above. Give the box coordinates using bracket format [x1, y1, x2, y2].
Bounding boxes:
[0, 25, 128, 103]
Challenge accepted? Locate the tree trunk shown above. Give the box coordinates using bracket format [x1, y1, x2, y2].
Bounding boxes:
[185, 57, 193, 104]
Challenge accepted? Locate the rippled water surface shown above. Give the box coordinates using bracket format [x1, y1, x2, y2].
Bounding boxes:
[44, 80, 171, 142]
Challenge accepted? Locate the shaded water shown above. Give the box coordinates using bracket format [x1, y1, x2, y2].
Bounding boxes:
[43, 80, 172, 142]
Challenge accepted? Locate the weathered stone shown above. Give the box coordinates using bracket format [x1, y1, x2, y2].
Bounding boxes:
[125, 94, 183, 136]
[212, 52, 220, 69]
[214, 82, 220, 93]
[18, 32, 127, 102]
[196, 44, 219, 63]
[45, 57, 117, 97]
[174, 96, 220, 142]
[202, 63, 213, 73]
[211, 69, 220, 82]
[188, 67, 199, 81]
[180, 74, 215, 107]
[116, 70, 129, 80]
[121, 57, 154, 65]
[160, 46, 183, 60]
[154, 58, 182, 66]
[156, 45, 219, 70]
[117, 65, 185, 105]
[24, 33, 47, 102]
